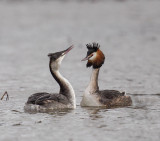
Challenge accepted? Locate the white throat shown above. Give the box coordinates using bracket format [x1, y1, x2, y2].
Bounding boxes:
[81, 68, 101, 107]
[50, 60, 76, 108]
[56, 70, 76, 107]
[86, 68, 99, 94]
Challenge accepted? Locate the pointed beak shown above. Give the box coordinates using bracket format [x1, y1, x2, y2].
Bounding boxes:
[81, 56, 90, 61]
[81, 53, 93, 61]
[63, 45, 74, 55]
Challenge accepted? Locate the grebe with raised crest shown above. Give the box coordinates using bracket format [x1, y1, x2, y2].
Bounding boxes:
[81, 43, 132, 108]
[24, 46, 76, 112]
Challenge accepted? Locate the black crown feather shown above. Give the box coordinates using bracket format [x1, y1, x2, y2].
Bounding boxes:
[86, 42, 100, 51]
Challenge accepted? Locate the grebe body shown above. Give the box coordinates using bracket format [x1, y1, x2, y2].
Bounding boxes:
[81, 43, 132, 108]
[24, 46, 76, 112]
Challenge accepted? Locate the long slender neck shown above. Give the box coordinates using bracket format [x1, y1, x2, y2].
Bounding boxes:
[87, 68, 100, 93]
[49, 61, 75, 105]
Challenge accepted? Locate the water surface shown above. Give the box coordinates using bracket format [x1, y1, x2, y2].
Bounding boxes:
[0, 0, 160, 141]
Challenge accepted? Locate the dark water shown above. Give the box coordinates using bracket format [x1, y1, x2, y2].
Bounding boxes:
[0, 0, 160, 141]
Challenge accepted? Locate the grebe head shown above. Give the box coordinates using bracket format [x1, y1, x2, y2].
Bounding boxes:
[82, 43, 105, 69]
[48, 45, 74, 70]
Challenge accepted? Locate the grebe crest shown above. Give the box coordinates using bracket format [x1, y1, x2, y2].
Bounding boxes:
[82, 43, 105, 69]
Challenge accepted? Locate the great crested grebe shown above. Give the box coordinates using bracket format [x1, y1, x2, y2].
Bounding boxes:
[81, 43, 132, 108]
[24, 46, 76, 112]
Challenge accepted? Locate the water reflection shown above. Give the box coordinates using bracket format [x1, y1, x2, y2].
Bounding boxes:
[24, 108, 74, 116]
[48, 109, 74, 116]
[82, 107, 105, 120]
[81, 94, 160, 127]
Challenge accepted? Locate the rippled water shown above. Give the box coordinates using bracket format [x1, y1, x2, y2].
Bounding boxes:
[0, 0, 160, 141]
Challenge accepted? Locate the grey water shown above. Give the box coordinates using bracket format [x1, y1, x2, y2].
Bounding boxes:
[0, 0, 160, 141]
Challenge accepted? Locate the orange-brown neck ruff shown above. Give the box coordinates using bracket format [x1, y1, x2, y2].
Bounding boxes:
[87, 49, 105, 69]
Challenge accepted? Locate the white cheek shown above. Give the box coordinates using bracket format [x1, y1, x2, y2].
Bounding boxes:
[51, 56, 65, 70]
[89, 52, 97, 61]
[51, 62, 58, 70]
[58, 56, 65, 65]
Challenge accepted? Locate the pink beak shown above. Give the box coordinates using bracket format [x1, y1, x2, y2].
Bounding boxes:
[64, 45, 74, 55]
[81, 56, 90, 61]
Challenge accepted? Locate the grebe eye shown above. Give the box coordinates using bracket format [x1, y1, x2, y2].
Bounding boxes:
[89, 54, 93, 58]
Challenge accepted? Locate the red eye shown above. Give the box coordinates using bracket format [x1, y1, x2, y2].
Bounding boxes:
[88, 54, 94, 59]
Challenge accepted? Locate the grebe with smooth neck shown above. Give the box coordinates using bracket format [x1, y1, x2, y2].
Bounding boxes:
[81, 43, 132, 108]
[24, 46, 76, 112]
